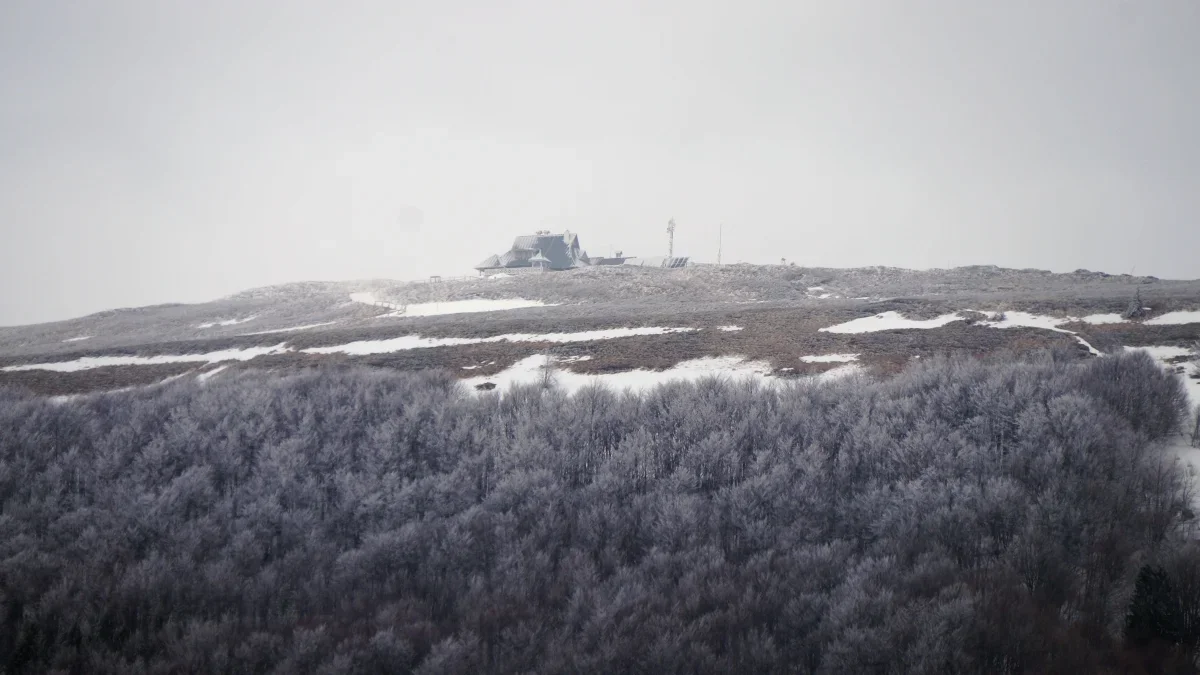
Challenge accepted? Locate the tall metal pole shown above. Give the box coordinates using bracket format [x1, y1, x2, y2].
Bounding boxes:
[667, 218, 676, 258]
[717, 224, 722, 266]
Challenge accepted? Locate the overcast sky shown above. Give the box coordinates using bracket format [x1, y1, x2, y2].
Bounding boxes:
[1, 0, 1198, 326]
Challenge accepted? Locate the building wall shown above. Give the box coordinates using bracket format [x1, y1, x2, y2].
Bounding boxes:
[480, 266, 546, 278]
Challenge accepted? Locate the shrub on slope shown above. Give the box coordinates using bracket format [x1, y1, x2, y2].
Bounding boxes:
[0, 352, 1195, 674]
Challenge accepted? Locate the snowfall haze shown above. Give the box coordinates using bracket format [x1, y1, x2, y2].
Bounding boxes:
[1, 0, 1199, 325]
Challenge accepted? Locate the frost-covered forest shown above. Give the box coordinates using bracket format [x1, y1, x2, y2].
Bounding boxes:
[2, 351, 1200, 673]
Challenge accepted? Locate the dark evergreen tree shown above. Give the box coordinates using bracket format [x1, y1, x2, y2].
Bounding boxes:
[1126, 565, 1185, 647]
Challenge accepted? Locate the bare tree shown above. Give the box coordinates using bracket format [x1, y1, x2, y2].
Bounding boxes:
[1192, 404, 1200, 448]
[539, 352, 557, 389]
[1, 351, 1196, 672]
[1191, 343, 1200, 447]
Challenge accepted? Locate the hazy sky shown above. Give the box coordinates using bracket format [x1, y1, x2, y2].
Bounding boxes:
[2, 0, 1198, 326]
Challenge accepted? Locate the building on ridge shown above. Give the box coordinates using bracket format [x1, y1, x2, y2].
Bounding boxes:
[474, 230, 689, 276]
[474, 230, 592, 275]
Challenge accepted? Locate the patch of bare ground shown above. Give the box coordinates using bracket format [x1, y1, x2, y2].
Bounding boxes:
[1071, 323, 1200, 353]
[0, 362, 199, 397]
[276, 315, 1084, 380]
[4, 261, 1197, 358]
[3, 300, 1185, 397]
[0, 302, 858, 367]
[6, 291, 1197, 370]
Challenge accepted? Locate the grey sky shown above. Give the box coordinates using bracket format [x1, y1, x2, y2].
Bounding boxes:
[1, 0, 1197, 326]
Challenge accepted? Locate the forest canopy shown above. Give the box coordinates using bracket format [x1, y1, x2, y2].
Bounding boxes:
[1, 350, 1198, 673]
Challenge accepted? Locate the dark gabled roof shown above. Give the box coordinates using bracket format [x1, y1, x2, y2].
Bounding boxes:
[476, 231, 590, 270]
[511, 235, 544, 251]
[474, 254, 501, 270]
[507, 233, 586, 269]
[498, 249, 532, 267]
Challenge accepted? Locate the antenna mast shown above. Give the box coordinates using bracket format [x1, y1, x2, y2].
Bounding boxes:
[667, 218, 676, 257]
[717, 224, 723, 266]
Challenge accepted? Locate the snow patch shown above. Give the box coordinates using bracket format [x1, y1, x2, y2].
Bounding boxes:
[198, 316, 257, 329]
[1165, 436, 1200, 491]
[240, 321, 337, 335]
[2, 343, 290, 373]
[463, 355, 864, 396]
[354, 293, 552, 318]
[394, 298, 551, 317]
[821, 310, 1104, 355]
[303, 327, 697, 356]
[1125, 344, 1200, 492]
[62, 336, 92, 343]
[197, 365, 228, 382]
[1145, 310, 1200, 326]
[463, 355, 775, 395]
[1070, 336, 1103, 357]
[819, 363, 865, 381]
[821, 309, 1132, 334]
[717, 325, 743, 332]
[820, 311, 966, 334]
[1124, 346, 1200, 407]
[48, 372, 194, 401]
[1124, 345, 1194, 361]
[350, 292, 403, 310]
[980, 312, 1101, 356]
[1080, 313, 1126, 325]
[980, 311, 1069, 331]
[800, 353, 860, 364]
